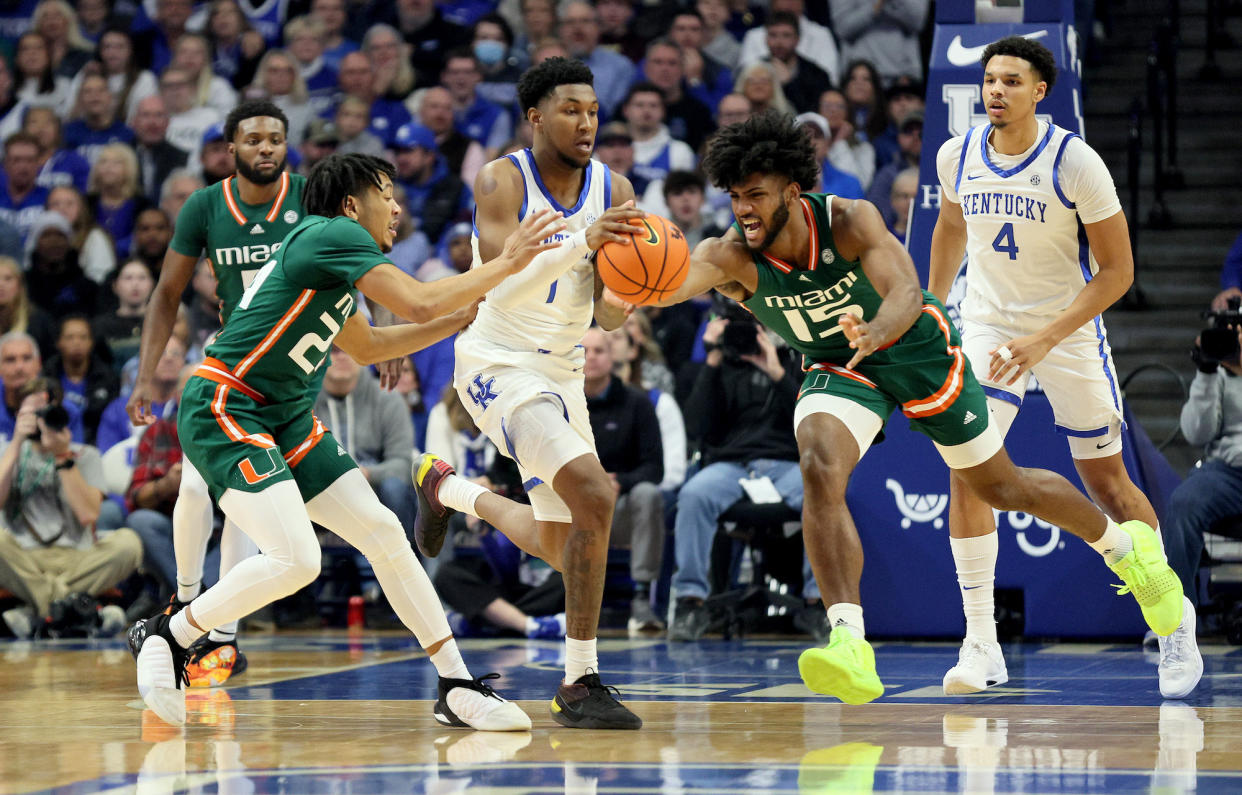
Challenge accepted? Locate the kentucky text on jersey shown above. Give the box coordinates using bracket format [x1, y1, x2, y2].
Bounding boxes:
[959, 191, 1048, 223]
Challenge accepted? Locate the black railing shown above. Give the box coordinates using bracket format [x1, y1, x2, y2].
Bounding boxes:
[1124, 98, 1148, 308]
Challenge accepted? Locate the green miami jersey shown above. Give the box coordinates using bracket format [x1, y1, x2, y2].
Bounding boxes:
[203, 215, 391, 400]
[741, 192, 897, 364]
[169, 171, 306, 323]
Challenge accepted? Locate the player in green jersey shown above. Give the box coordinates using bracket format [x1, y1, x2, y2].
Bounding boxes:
[128, 153, 566, 728]
[625, 112, 1182, 705]
[125, 100, 305, 688]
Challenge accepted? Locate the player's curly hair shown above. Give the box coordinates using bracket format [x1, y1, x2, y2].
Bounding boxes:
[224, 99, 291, 142]
[516, 56, 595, 112]
[980, 36, 1058, 93]
[701, 110, 820, 193]
[304, 153, 397, 218]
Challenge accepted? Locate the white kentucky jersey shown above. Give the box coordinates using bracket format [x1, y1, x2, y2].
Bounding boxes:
[463, 148, 610, 357]
[936, 121, 1122, 330]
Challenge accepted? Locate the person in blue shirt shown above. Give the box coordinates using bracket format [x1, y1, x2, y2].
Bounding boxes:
[442, 48, 512, 158]
[0, 331, 85, 443]
[0, 133, 52, 247]
[62, 73, 137, 164]
[392, 123, 472, 246]
[24, 107, 91, 194]
[560, 1, 636, 117]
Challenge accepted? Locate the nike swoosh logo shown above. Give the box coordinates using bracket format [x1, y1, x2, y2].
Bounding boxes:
[641, 219, 659, 245]
[1096, 440, 1113, 449]
[962, 585, 984, 590]
[946, 30, 1049, 68]
[966, 174, 984, 180]
[552, 694, 585, 719]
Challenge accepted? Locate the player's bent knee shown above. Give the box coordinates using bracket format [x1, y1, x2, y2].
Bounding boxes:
[799, 444, 849, 498]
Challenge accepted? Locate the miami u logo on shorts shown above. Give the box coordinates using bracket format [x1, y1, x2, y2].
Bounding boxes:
[239, 448, 283, 485]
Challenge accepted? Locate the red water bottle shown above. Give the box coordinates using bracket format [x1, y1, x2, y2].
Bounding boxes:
[347, 595, 365, 630]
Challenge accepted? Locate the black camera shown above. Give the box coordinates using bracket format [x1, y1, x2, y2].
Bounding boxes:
[720, 318, 761, 358]
[35, 404, 71, 433]
[1200, 296, 1242, 362]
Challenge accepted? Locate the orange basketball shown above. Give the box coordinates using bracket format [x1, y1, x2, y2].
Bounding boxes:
[597, 214, 691, 306]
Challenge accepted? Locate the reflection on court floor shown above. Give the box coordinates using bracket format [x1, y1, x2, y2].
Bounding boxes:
[4, 634, 1241, 794]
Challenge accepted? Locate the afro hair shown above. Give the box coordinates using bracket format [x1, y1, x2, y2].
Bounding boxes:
[224, 99, 290, 142]
[701, 110, 820, 193]
[516, 56, 595, 113]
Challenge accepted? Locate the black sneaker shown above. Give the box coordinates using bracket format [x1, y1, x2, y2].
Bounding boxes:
[185, 637, 248, 687]
[434, 672, 532, 730]
[667, 599, 711, 642]
[412, 453, 457, 557]
[550, 672, 642, 730]
[130, 612, 192, 726]
[127, 596, 189, 658]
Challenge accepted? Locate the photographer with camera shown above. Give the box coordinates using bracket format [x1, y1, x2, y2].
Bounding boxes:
[0, 376, 141, 638]
[667, 300, 823, 641]
[1163, 303, 1242, 612]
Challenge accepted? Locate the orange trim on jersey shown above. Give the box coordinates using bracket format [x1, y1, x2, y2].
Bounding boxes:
[233, 288, 315, 378]
[221, 177, 247, 225]
[800, 198, 819, 271]
[264, 172, 290, 222]
[283, 415, 326, 467]
[193, 358, 267, 404]
[210, 384, 277, 449]
[762, 252, 793, 273]
[901, 305, 965, 418]
[805, 361, 878, 389]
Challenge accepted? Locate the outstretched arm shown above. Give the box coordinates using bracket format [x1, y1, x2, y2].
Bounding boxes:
[334, 303, 480, 365]
[928, 197, 967, 304]
[833, 198, 923, 369]
[642, 230, 757, 308]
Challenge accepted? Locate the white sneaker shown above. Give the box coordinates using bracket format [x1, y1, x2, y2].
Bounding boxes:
[1157, 597, 1203, 699]
[435, 674, 532, 731]
[132, 615, 187, 726]
[943, 636, 1008, 695]
[98, 605, 126, 636]
[3, 606, 35, 639]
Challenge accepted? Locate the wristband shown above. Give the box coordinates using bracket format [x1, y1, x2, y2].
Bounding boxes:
[55, 457, 76, 471]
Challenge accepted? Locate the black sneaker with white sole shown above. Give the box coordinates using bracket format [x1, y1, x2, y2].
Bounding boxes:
[130, 612, 192, 726]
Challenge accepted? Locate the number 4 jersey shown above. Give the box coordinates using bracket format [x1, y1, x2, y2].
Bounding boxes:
[201, 216, 390, 401]
[936, 121, 1122, 330]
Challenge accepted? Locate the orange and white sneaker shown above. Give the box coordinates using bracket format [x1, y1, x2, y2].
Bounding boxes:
[185, 638, 247, 688]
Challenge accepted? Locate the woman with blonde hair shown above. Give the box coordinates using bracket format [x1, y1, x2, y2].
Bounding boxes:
[248, 49, 312, 148]
[32, 0, 93, 77]
[0, 256, 57, 357]
[170, 33, 238, 116]
[364, 24, 416, 100]
[46, 185, 115, 284]
[734, 61, 793, 117]
[87, 143, 149, 259]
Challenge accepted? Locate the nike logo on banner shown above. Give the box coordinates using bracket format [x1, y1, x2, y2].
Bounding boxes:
[946, 30, 1049, 67]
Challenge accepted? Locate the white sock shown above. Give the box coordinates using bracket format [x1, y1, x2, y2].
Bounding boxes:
[1155, 522, 1167, 561]
[207, 626, 236, 643]
[565, 636, 598, 682]
[169, 611, 206, 650]
[176, 579, 201, 603]
[430, 640, 471, 680]
[950, 533, 998, 644]
[826, 603, 865, 639]
[437, 474, 486, 515]
[1088, 518, 1132, 565]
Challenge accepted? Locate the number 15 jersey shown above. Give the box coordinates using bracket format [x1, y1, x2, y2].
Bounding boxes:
[936, 121, 1121, 331]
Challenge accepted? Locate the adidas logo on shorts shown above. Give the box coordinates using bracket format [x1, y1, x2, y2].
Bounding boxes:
[963, 410, 977, 425]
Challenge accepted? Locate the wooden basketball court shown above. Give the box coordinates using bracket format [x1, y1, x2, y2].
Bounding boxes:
[4, 632, 1240, 793]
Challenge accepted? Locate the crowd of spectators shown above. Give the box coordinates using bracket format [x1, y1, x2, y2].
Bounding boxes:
[0, 0, 949, 639]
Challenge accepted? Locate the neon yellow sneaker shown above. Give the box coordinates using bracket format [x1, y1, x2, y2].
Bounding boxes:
[798, 742, 885, 793]
[798, 626, 885, 705]
[1108, 520, 1184, 636]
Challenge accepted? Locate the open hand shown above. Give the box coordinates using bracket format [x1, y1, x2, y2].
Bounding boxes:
[500, 208, 567, 272]
[987, 333, 1053, 386]
[839, 313, 879, 369]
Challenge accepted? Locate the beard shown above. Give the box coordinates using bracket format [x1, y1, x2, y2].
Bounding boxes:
[748, 203, 791, 252]
[235, 154, 287, 185]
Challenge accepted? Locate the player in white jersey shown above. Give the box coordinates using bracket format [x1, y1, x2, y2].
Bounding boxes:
[929, 36, 1201, 699]
[410, 57, 646, 729]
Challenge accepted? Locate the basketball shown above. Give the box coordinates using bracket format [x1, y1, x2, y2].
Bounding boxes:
[597, 214, 691, 306]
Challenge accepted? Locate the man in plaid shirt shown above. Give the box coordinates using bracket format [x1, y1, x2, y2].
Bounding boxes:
[125, 365, 221, 599]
